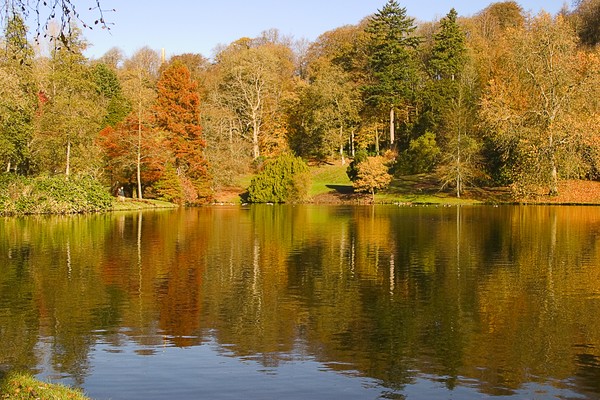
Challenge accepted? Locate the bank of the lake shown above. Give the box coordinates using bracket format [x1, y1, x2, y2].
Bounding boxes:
[214, 164, 600, 206]
[3, 165, 600, 216]
[0, 373, 90, 400]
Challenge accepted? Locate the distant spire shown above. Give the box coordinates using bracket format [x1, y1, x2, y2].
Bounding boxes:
[161, 48, 165, 63]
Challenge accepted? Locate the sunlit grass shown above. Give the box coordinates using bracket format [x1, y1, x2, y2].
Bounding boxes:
[310, 163, 352, 196]
[0, 372, 90, 400]
[111, 198, 179, 211]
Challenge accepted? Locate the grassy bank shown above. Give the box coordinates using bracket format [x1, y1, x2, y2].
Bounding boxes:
[0, 372, 90, 400]
[111, 197, 179, 211]
[0, 174, 112, 215]
[213, 163, 600, 206]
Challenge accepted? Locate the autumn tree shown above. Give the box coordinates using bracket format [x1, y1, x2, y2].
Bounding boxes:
[480, 13, 600, 196]
[299, 24, 369, 156]
[571, 0, 600, 46]
[363, 0, 420, 147]
[437, 61, 484, 198]
[352, 155, 393, 202]
[288, 59, 360, 164]
[424, 8, 483, 197]
[154, 61, 211, 203]
[117, 46, 161, 198]
[214, 36, 296, 160]
[35, 26, 104, 178]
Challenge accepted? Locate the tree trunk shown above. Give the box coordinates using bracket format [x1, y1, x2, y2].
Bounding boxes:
[6, 161, 10, 173]
[65, 140, 71, 179]
[252, 118, 260, 160]
[549, 160, 559, 196]
[137, 106, 143, 199]
[339, 126, 345, 165]
[375, 127, 380, 155]
[389, 107, 395, 146]
[549, 132, 558, 196]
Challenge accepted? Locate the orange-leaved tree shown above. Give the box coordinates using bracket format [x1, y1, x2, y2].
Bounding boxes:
[154, 61, 212, 203]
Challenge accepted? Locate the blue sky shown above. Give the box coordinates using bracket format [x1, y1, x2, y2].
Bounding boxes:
[77, 0, 570, 60]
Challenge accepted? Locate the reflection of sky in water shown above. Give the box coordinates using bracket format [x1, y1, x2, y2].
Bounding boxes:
[36, 332, 587, 400]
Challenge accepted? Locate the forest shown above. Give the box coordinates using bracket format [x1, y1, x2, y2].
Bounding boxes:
[1, 0, 600, 209]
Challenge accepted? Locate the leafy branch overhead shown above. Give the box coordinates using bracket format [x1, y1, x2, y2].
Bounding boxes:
[1, 0, 114, 48]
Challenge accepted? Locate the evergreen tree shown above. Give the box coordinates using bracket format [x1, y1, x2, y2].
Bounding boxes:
[93, 63, 131, 128]
[247, 154, 310, 203]
[363, 0, 420, 146]
[0, 12, 36, 174]
[428, 9, 467, 83]
[425, 8, 469, 141]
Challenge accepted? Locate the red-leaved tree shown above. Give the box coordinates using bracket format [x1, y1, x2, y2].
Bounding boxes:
[154, 61, 212, 203]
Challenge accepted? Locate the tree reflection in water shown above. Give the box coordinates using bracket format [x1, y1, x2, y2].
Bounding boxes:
[1, 205, 600, 399]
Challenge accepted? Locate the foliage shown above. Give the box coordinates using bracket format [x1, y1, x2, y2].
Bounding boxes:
[363, 0, 420, 146]
[152, 163, 185, 204]
[571, 0, 600, 46]
[0, 12, 36, 175]
[0, 173, 112, 215]
[93, 63, 131, 127]
[364, 0, 420, 108]
[247, 154, 310, 203]
[352, 156, 393, 201]
[479, 12, 600, 196]
[288, 60, 360, 163]
[397, 132, 441, 174]
[346, 149, 369, 182]
[35, 27, 104, 178]
[427, 9, 467, 82]
[214, 37, 296, 160]
[2, 0, 600, 210]
[119, 47, 161, 199]
[155, 61, 212, 203]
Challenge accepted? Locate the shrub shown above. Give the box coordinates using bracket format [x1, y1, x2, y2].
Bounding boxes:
[353, 156, 393, 201]
[0, 173, 112, 215]
[247, 154, 311, 203]
[397, 131, 441, 174]
[153, 164, 185, 204]
[346, 149, 369, 182]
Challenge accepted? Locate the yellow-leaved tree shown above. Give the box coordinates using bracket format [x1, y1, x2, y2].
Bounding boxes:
[480, 12, 600, 197]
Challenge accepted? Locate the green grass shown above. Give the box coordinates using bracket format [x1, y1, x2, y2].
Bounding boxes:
[378, 174, 483, 205]
[111, 198, 179, 211]
[310, 163, 353, 196]
[214, 166, 500, 205]
[1, 372, 90, 400]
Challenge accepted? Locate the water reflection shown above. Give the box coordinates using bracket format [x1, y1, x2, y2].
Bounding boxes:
[1, 206, 600, 399]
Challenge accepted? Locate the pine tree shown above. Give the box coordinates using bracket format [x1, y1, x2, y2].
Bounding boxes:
[428, 9, 467, 82]
[93, 63, 131, 128]
[363, 0, 420, 146]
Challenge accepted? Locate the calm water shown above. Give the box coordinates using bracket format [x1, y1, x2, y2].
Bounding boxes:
[1, 205, 600, 399]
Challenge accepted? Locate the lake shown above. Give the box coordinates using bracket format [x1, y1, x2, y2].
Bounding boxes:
[1, 205, 600, 399]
